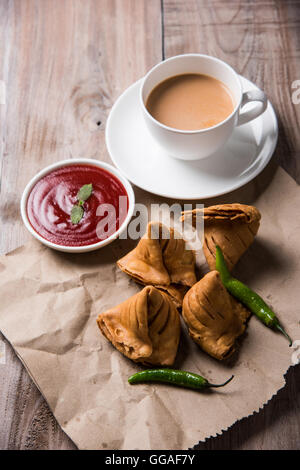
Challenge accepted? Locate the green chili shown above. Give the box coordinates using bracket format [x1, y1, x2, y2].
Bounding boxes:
[128, 369, 234, 390]
[215, 245, 292, 346]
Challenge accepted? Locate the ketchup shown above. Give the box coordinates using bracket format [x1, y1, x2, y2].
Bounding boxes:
[27, 164, 129, 247]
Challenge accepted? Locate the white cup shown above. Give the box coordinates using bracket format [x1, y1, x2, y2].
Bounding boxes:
[140, 54, 268, 160]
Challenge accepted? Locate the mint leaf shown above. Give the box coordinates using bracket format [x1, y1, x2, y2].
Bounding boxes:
[77, 183, 93, 203]
[71, 205, 84, 224]
[70, 183, 93, 224]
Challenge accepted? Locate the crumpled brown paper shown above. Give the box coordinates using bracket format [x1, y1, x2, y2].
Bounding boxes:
[0, 165, 299, 450]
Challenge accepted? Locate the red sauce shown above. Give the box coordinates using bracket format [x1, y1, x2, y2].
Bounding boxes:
[27, 164, 129, 247]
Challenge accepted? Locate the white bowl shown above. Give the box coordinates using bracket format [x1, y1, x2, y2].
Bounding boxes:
[20, 158, 135, 253]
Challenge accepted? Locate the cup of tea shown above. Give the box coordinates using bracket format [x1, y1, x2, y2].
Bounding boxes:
[140, 54, 268, 160]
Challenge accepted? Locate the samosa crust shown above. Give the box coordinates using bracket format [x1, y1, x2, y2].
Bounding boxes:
[97, 286, 181, 366]
[182, 271, 250, 360]
[181, 203, 261, 271]
[117, 222, 197, 304]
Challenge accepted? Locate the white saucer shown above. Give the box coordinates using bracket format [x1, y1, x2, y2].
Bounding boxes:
[106, 76, 278, 200]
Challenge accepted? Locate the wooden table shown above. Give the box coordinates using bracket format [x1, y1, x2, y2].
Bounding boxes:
[0, 0, 299, 450]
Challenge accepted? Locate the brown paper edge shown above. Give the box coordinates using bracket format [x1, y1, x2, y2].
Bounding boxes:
[2, 326, 294, 450]
[192, 368, 291, 448]
[0, 332, 78, 448]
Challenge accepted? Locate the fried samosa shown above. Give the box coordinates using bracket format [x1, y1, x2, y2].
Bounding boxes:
[181, 203, 261, 271]
[97, 286, 181, 366]
[182, 271, 250, 360]
[117, 222, 197, 302]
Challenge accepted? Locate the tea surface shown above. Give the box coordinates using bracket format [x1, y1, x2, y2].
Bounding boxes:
[146, 73, 234, 130]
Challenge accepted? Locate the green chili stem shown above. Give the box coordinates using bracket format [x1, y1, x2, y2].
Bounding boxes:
[207, 375, 234, 388]
[275, 323, 292, 347]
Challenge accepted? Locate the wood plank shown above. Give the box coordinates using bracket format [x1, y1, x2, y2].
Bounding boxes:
[0, 0, 162, 449]
[163, 0, 300, 450]
[195, 366, 300, 450]
[163, 0, 300, 183]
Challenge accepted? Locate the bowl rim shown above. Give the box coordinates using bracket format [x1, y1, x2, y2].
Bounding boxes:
[20, 158, 135, 253]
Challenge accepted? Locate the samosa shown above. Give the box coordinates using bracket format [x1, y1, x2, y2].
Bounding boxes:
[97, 286, 181, 366]
[182, 271, 250, 360]
[181, 203, 261, 271]
[117, 222, 197, 305]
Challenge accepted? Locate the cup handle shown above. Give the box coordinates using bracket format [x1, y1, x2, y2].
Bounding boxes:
[237, 89, 268, 126]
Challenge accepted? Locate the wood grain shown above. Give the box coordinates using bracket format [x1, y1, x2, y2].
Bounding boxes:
[163, 0, 300, 183]
[194, 366, 300, 450]
[163, 0, 300, 450]
[0, 0, 162, 450]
